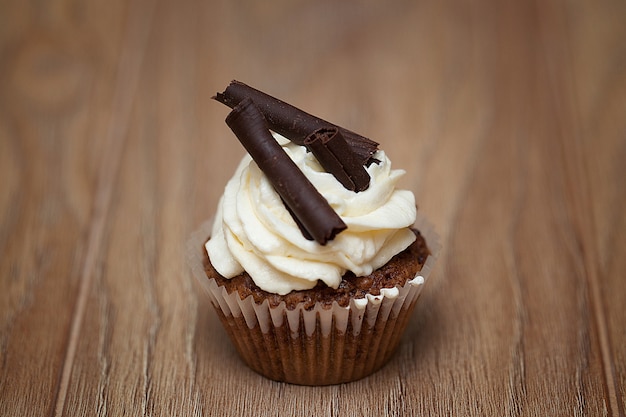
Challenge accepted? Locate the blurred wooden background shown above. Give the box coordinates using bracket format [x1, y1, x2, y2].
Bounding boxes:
[1, 0, 625, 415]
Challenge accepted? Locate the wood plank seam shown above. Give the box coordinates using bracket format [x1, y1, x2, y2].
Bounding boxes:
[51, 0, 157, 415]
[535, 1, 623, 415]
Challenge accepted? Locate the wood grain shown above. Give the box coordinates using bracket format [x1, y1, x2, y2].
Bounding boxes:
[0, 0, 624, 416]
[0, 0, 128, 415]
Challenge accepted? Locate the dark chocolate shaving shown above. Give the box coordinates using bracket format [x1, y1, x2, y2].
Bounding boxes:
[225, 98, 346, 245]
[214, 80, 379, 165]
[304, 127, 370, 192]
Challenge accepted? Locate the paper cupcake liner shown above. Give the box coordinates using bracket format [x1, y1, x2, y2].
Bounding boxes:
[187, 212, 440, 385]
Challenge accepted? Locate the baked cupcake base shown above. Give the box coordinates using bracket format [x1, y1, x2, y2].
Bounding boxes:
[188, 213, 440, 385]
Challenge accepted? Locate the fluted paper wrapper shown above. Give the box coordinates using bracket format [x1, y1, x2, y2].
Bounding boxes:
[187, 213, 440, 385]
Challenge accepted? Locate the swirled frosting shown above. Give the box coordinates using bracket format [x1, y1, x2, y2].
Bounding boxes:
[206, 135, 417, 295]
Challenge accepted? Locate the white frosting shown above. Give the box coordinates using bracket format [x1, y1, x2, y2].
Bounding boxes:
[206, 134, 417, 295]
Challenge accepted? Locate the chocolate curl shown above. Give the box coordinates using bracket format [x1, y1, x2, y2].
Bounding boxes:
[281, 198, 313, 241]
[225, 98, 346, 245]
[304, 127, 370, 192]
[214, 80, 379, 165]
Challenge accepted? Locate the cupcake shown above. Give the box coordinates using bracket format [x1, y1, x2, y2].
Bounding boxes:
[188, 81, 440, 385]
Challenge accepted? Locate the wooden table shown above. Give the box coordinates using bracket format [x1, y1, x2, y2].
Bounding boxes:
[1, 0, 625, 415]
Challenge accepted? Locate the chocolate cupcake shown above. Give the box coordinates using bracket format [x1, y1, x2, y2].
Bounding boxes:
[188, 81, 440, 385]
